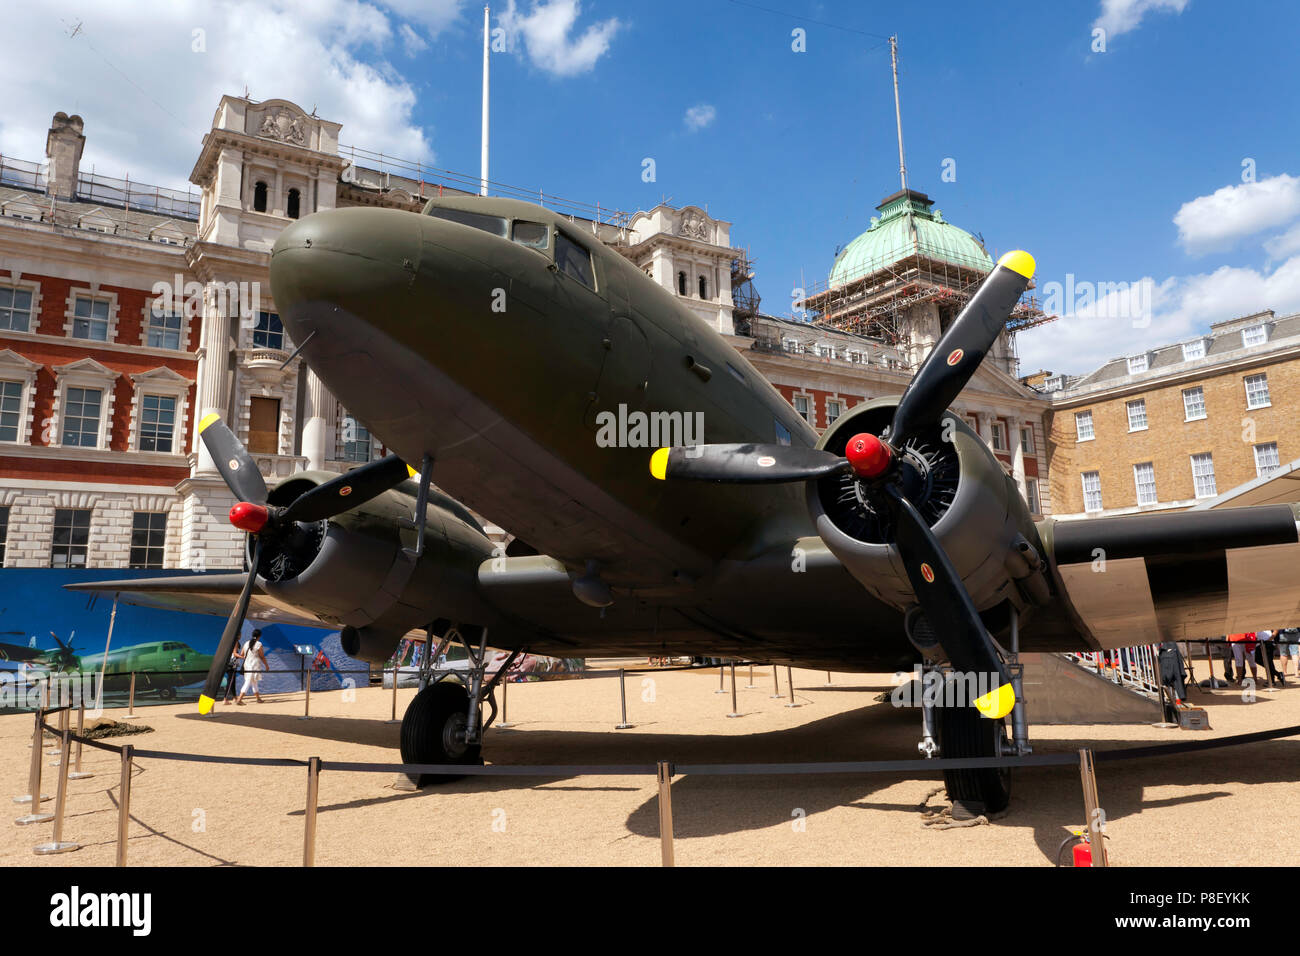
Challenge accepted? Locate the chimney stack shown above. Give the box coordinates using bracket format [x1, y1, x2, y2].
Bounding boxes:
[45, 112, 85, 200]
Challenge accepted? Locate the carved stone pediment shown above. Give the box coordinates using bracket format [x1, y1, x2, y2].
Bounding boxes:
[256, 107, 308, 146]
[679, 211, 709, 240]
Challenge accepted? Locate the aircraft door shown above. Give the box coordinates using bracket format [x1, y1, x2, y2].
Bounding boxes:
[586, 264, 651, 429]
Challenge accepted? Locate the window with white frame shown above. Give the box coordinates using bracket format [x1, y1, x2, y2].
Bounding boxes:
[0, 285, 34, 332]
[342, 417, 372, 462]
[793, 394, 810, 422]
[252, 311, 284, 350]
[1134, 462, 1157, 506]
[1182, 339, 1205, 361]
[1020, 425, 1035, 453]
[1182, 386, 1206, 420]
[1025, 479, 1041, 514]
[1191, 452, 1217, 498]
[138, 395, 177, 452]
[1081, 471, 1103, 512]
[1254, 442, 1281, 478]
[71, 295, 112, 341]
[826, 399, 842, 424]
[1126, 398, 1148, 431]
[53, 359, 117, 450]
[991, 421, 1007, 451]
[128, 368, 190, 455]
[129, 512, 167, 569]
[1127, 354, 1149, 374]
[62, 387, 103, 447]
[1075, 410, 1094, 441]
[1244, 373, 1270, 409]
[0, 381, 23, 442]
[146, 308, 184, 350]
[0, 350, 38, 444]
[1242, 324, 1267, 347]
[50, 509, 91, 568]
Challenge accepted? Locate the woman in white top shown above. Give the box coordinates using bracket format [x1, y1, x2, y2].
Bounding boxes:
[236, 628, 268, 704]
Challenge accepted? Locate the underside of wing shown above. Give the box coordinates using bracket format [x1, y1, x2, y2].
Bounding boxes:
[1042, 503, 1300, 648]
[62, 574, 328, 629]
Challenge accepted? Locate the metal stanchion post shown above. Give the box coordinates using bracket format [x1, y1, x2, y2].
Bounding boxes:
[14, 707, 53, 818]
[497, 675, 512, 729]
[715, 662, 726, 693]
[125, 672, 137, 719]
[726, 663, 740, 718]
[35, 724, 80, 854]
[1079, 748, 1109, 867]
[303, 756, 321, 867]
[615, 668, 632, 729]
[50, 704, 68, 756]
[770, 665, 782, 699]
[385, 665, 400, 724]
[825, 670, 833, 686]
[745, 663, 756, 689]
[69, 700, 93, 780]
[301, 670, 312, 720]
[116, 745, 134, 867]
[785, 665, 799, 708]
[656, 761, 674, 867]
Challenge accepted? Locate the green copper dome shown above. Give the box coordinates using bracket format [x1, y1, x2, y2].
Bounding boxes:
[828, 189, 993, 287]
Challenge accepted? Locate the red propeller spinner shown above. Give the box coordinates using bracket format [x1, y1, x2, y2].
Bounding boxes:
[229, 501, 270, 533]
[845, 432, 892, 479]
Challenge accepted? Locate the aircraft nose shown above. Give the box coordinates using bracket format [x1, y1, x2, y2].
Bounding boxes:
[270, 207, 422, 339]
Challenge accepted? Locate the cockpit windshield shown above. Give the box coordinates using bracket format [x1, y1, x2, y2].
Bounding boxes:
[511, 220, 549, 250]
[426, 206, 508, 237]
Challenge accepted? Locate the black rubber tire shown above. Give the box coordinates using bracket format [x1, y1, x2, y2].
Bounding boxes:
[159, 686, 177, 700]
[937, 705, 1011, 813]
[400, 681, 482, 784]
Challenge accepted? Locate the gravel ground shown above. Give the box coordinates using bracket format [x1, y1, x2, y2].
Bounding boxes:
[2, 663, 1298, 867]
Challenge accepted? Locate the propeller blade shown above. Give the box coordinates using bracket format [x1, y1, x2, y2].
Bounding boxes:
[198, 414, 268, 505]
[197, 538, 263, 715]
[281, 454, 412, 523]
[649, 443, 849, 484]
[885, 486, 1015, 720]
[888, 251, 1034, 447]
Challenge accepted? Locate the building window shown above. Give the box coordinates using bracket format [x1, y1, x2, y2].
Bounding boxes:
[71, 296, 112, 341]
[1242, 324, 1267, 347]
[826, 400, 842, 424]
[1244, 373, 1271, 409]
[253, 181, 268, 213]
[677, 271, 687, 296]
[252, 311, 284, 350]
[287, 188, 301, 220]
[698, 275, 707, 299]
[1191, 452, 1217, 498]
[1075, 410, 1094, 442]
[1020, 425, 1035, 453]
[343, 418, 371, 462]
[1081, 471, 1103, 513]
[1025, 479, 1040, 514]
[1182, 386, 1206, 421]
[1182, 339, 1205, 361]
[1127, 354, 1148, 374]
[1254, 442, 1281, 478]
[50, 508, 91, 568]
[146, 309, 183, 350]
[1126, 398, 1147, 431]
[0, 380, 23, 442]
[0, 505, 8, 565]
[61, 387, 103, 447]
[793, 395, 810, 422]
[247, 396, 280, 455]
[1134, 462, 1157, 506]
[0, 285, 34, 332]
[991, 421, 1007, 451]
[129, 512, 167, 569]
[139, 395, 177, 453]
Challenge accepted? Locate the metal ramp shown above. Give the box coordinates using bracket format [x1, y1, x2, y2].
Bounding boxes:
[1020, 651, 1163, 725]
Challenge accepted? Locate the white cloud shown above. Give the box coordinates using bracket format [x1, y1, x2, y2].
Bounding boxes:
[1173, 175, 1300, 254]
[399, 23, 429, 56]
[1092, 0, 1188, 38]
[0, 0, 441, 192]
[684, 104, 717, 132]
[496, 0, 620, 78]
[1264, 220, 1300, 261]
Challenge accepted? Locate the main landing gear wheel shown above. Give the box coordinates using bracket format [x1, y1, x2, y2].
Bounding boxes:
[400, 681, 483, 784]
[937, 705, 1011, 814]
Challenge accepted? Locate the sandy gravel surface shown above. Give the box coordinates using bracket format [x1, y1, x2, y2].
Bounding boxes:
[3, 663, 1298, 866]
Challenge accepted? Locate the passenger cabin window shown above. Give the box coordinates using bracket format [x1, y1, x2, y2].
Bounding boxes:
[427, 207, 508, 237]
[554, 232, 595, 290]
[253, 181, 268, 213]
[511, 220, 548, 250]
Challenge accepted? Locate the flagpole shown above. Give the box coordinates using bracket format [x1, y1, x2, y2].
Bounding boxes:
[481, 5, 490, 197]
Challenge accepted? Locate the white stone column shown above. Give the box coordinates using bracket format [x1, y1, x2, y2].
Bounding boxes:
[302, 366, 337, 470]
[974, 411, 990, 443]
[1009, 415, 1026, 493]
[193, 290, 231, 475]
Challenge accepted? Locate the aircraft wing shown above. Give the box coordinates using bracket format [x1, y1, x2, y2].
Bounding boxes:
[0, 642, 46, 663]
[1042, 503, 1300, 648]
[62, 574, 328, 629]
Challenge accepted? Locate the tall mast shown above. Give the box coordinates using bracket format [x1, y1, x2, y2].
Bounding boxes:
[480, 5, 490, 197]
[890, 35, 907, 194]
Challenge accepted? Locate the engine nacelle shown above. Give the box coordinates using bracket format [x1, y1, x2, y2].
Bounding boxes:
[805, 397, 1048, 619]
[245, 472, 497, 650]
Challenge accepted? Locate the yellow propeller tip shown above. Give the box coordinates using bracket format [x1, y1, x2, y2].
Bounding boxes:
[198, 413, 221, 434]
[406, 465, 419, 479]
[649, 447, 670, 481]
[997, 250, 1035, 279]
[973, 682, 1016, 720]
[197, 694, 216, 715]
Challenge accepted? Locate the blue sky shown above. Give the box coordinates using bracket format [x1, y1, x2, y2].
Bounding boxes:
[5, 0, 1300, 374]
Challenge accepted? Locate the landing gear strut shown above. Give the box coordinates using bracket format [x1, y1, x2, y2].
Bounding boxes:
[397, 622, 519, 786]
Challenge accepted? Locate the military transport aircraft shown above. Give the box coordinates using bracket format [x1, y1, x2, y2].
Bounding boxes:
[71, 196, 1300, 811]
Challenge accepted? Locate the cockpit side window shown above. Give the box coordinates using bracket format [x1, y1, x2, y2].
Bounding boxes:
[427, 206, 508, 237]
[555, 231, 595, 290]
[511, 220, 549, 250]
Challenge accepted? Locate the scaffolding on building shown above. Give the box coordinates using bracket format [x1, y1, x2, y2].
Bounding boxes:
[731, 247, 760, 336]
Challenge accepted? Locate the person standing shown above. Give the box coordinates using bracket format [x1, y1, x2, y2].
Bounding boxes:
[223, 640, 245, 703]
[236, 628, 268, 705]
[1257, 628, 1285, 685]
[1229, 632, 1259, 685]
[1280, 627, 1300, 678]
